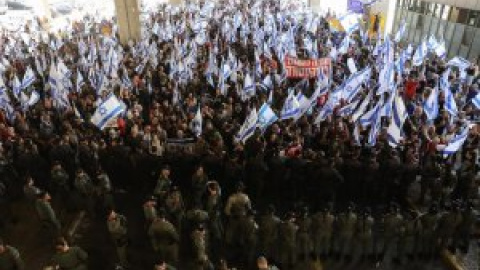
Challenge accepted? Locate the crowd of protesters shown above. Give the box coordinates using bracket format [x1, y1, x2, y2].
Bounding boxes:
[0, 0, 479, 269]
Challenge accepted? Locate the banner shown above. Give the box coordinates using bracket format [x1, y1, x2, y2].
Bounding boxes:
[348, 0, 364, 13]
[284, 57, 331, 79]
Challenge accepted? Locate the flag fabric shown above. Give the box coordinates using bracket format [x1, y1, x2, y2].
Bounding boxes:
[412, 40, 428, 66]
[191, 106, 202, 137]
[352, 89, 373, 122]
[21, 66, 36, 89]
[441, 69, 458, 117]
[338, 99, 360, 117]
[12, 75, 21, 99]
[235, 108, 258, 143]
[434, 40, 446, 58]
[76, 70, 85, 92]
[242, 73, 256, 100]
[338, 13, 360, 34]
[338, 35, 350, 55]
[443, 125, 471, 155]
[447, 56, 470, 70]
[394, 21, 406, 43]
[257, 102, 278, 132]
[260, 75, 273, 91]
[280, 91, 301, 120]
[471, 92, 480, 109]
[387, 95, 407, 147]
[27, 90, 40, 107]
[424, 86, 439, 121]
[91, 94, 126, 130]
[267, 89, 273, 105]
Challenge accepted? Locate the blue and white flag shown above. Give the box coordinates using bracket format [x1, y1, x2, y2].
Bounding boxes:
[76, 70, 85, 92]
[423, 86, 439, 121]
[427, 35, 439, 51]
[434, 40, 446, 59]
[394, 21, 406, 43]
[12, 75, 21, 100]
[257, 103, 278, 132]
[242, 73, 256, 100]
[90, 94, 125, 130]
[338, 13, 360, 34]
[344, 67, 371, 102]
[441, 69, 458, 117]
[359, 101, 381, 127]
[387, 95, 407, 147]
[235, 108, 258, 143]
[260, 75, 273, 91]
[412, 40, 428, 66]
[447, 56, 470, 70]
[280, 91, 301, 120]
[21, 66, 36, 89]
[367, 104, 382, 146]
[352, 89, 373, 122]
[191, 106, 202, 137]
[338, 99, 360, 117]
[27, 90, 40, 107]
[338, 35, 350, 55]
[471, 92, 480, 109]
[267, 89, 273, 105]
[443, 125, 471, 155]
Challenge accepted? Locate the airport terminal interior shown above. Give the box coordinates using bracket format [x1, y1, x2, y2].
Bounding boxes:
[0, 0, 479, 269]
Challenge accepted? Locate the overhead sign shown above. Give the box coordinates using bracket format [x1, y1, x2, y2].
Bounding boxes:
[284, 56, 331, 79]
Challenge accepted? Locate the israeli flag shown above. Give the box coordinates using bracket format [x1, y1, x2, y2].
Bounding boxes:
[280, 91, 301, 120]
[267, 89, 274, 105]
[338, 35, 350, 55]
[235, 108, 258, 143]
[367, 106, 382, 146]
[447, 56, 470, 70]
[394, 21, 406, 43]
[260, 75, 273, 91]
[426, 35, 439, 51]
[423, 86, 439, 121]
[387, 95, 407, 147]
[441, 69, 458, 117]
[12, 75, 21, 100]
[412, 40, 428, 66]
[21, 66, 36, 90]
[91, 95, 125, 130]
[352, 89, 374, 122]
[243, 73, 256, 100]
[471, 92, 480, 109]
[27, 90, 40, 107]
[257, 103, 278, 132]
[191, 106, 202, 137]
[434, 40, 446, 59]
[359, 102, 381, 127]
[344, 67, 371, 102]
[338, 13, 360, 34]
[76, 70, 85, 92]
[314, 96, 337, 125]
[338, 99, 361, 117]
[294, 91, 313, 121]
[443, 125, 471, 155]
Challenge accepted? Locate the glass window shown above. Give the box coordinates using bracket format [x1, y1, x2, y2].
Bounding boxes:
[416, 16, 424, 29]
[442, 5, 451, 20]
[426, 3, 435, 16]
[434, 4, 443, 18]
[462, 27, 474, 46]
[467, 11, 479, 26]
[408, 0, 416, 11]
